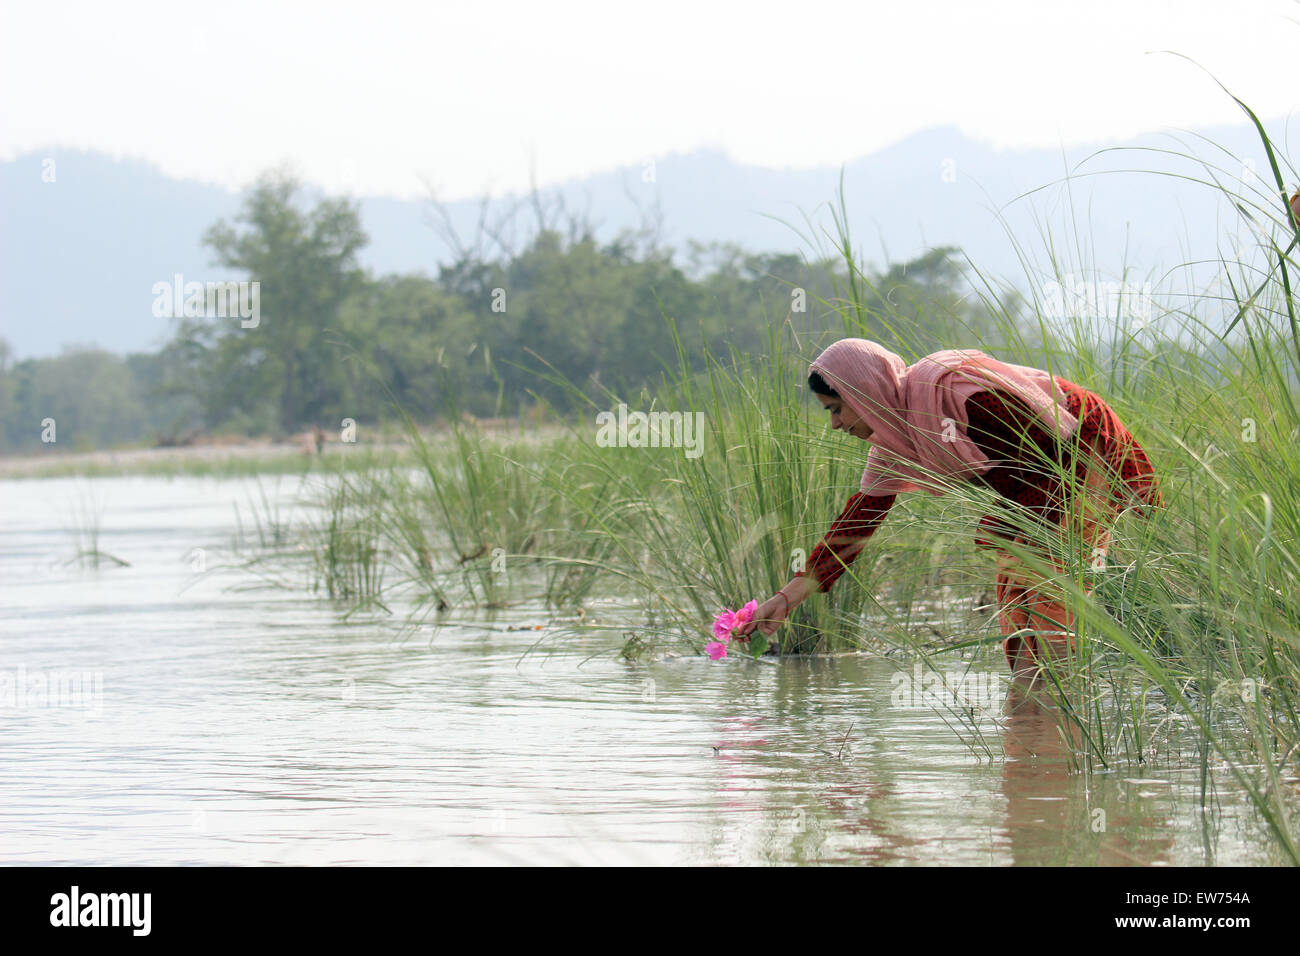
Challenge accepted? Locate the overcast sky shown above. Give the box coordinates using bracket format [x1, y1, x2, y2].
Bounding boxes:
[2, 0, 1297, 200]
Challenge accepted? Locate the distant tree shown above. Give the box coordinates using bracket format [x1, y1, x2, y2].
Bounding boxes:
[829, 246, 1007, 353]
[3, 347, 144, 451]
[124, 350, 205, 444]
[169, 170, 369, 435]
[0, 338, 16, 449]
[2, 167, 1023, 454]
[339, 275, 471, 422]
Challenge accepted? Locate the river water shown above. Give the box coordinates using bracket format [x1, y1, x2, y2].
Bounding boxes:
[0, 474, 1292, 865]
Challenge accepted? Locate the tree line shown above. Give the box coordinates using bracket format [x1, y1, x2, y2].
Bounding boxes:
[0, 172, 998, 452]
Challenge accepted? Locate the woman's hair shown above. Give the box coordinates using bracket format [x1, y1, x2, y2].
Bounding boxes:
[808, 370, 840, 398]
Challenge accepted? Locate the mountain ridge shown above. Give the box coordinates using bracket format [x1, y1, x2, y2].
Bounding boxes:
[1, 120, 1289, 358]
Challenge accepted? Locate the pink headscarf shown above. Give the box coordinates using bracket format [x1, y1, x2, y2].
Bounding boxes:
[809, 339, 1080, 496]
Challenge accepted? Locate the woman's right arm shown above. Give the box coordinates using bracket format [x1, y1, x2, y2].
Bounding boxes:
[800, 491, 897, 593]
[735, 491, 896, 638]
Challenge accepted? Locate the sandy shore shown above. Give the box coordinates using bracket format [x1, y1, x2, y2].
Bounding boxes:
[0, 440, 373, 478]
[0, 421, 568, 479]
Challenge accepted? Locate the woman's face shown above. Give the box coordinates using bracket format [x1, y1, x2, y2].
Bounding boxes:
[816, 393, 874, 441]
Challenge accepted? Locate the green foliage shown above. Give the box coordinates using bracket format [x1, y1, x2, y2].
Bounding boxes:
[174, 169, 369, 435]
[0, 170, 1002, 452]
[255, 100, 1300, 862]
[0, 345, 196, 451]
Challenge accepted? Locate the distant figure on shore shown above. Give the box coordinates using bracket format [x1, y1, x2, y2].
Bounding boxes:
[298, 426, 326, 456]
[733, 339, 1164, 683]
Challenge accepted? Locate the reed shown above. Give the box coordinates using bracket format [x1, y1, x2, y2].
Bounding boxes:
[936, 87, 1300, 860]
[266, 87, 1299, 859]
[64, 482, 130, 569]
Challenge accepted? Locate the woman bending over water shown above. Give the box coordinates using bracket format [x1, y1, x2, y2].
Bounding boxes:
[733, 338, 1164, 679]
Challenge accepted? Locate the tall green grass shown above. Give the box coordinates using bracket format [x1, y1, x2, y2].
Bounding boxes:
[270, 89, 1300, 859]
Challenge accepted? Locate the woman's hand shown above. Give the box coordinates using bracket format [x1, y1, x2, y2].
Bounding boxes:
[734, 577, 814, 640]
[733, 593, 790, 640]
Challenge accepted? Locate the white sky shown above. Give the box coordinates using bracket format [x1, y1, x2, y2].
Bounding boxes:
[2, 0, 1297, 200]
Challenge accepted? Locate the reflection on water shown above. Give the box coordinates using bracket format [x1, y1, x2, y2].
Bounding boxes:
[0, 476, 1290, 864]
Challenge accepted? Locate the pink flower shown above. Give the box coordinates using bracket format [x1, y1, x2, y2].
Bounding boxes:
[708, 600, 757, 659]
[734, 600, 758, 628]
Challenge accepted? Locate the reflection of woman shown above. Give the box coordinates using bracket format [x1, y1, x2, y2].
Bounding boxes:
[998, 683, 1081, 861]
[999, 683, 1174, 864]
[734, 339, 1164, 678]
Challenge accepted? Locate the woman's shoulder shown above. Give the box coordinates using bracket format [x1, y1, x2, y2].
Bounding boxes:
[962, 387, 1064, 457]
[963, 385, 1065, 420]
[962, 387, 1033, 418]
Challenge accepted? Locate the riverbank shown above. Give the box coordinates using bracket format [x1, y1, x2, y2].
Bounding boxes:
[0, 420, 567, 480]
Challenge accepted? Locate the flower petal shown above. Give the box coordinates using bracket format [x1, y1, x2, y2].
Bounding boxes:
[705, 641, 729, 660]
[712, 610, 737, 641]
[734, 600, 758, 626]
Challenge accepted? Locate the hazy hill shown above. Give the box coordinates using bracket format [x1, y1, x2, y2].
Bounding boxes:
[0, 121, 1287, 359]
